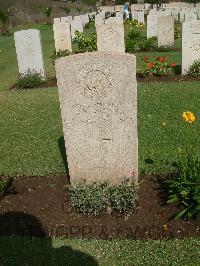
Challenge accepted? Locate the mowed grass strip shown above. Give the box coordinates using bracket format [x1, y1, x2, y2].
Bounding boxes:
[0, 237, 199, 265]
[0, 82, 200, 176]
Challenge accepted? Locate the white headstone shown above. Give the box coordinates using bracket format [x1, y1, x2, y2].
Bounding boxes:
[137, 11, 145, 24]
[55, 52, 138, 185]
[14, 29, 45, 79]
[157, 16, 174, 47]
[182, 20, 200, 75]
[147, 15, 158, 38]
[53, 22, 72, 52]
[96, 23, 125, 52]
[71, 18, 84, 39]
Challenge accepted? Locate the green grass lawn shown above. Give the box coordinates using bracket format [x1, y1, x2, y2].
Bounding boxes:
[0, 237, 199, 265]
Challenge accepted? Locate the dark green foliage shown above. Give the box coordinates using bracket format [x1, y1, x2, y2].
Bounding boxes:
[67, 179, 138, 215]
[166, 151, 200, 219]
[73, 31, 97, 52]
[187, 60, 200, 77]
[51, 49, 71, 65]
[125, 29, 157, 53]
[0, 177, 12, 198]
[15, 70, 45, 89]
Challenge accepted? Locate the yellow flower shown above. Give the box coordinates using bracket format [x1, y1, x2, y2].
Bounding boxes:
[163, 224, 168, 231]
[182, 111, 196, 123]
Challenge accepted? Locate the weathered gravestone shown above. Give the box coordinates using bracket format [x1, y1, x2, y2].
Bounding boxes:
[137, 11, 145, 24]
[14, 29, 45, 78]
[95, 12, 105, 27]
[55, 52, 138, 185]
[157, 16, 174, 47]
[70, 17, 83, 39]
[96, 23, 125, 52]
[182, 20, 200, 75]
[53, 22, 72, 52]
[147, 15, 158, 38]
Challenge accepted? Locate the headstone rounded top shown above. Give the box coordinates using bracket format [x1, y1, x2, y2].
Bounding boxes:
[55, 51, 136, 66]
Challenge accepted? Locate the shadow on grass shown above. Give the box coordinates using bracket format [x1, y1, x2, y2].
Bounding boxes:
[0, 211, 98, 265]
[58, 136, 70, 179]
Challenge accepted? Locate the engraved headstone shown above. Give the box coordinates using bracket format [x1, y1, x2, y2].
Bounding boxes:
[96, 23, 125, 52]
[53, 22, 72, 52]
[95, 12, 105, 27]
[14, 29, 45, 78]
[147, 15, 158, 38]
[157, 16, 174, 47]
[55, 52, 138, 185]
[182, 20, 200, 75]
[137, 11, 145, 24]
[71, 18, 84, 39]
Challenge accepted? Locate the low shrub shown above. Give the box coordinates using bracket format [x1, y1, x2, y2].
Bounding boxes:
[174, 26, 181, 39]
[67, 178, 138, 215]
[166, 112, 200, 219]
[166, 151, 200, 219]
[15, 70, 44, 89]
[0, 177, 12, 199]
[187, 60, 200, 77]
[51, 49, 71, 64]
[125, 29, 157, 53]
[137, 56, 176, 77]
[73, 31, 97, 52]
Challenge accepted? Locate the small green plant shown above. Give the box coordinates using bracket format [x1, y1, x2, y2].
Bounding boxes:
[15, 70, 44, 89]
[137, 56, 176, 77]
[125, 29, 157, 53]
[174, 26, 181, 39]
[67, 178, 138, 215]
[0, 177, 12, 199]
[187, 60, 200, 77]
[51, 49, 71, 65]
[73, 31, 97, 52]
[166, 151, 200, 219]
[166, 112, 200, 219]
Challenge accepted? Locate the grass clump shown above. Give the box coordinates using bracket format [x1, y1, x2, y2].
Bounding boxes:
[15, 70, 44, 89]
[67, 178, 138, 215]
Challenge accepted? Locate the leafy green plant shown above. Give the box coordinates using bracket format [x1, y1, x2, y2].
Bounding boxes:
[73, 31, 97, 52]
[0, 177, 12, 199]
[125, 29, 157, 53]
[15, 70, 45, 89]
[187, 60, 200, 77]
[174, 26, 181, 39]
[166, 151, 200, 219]
[137, 56, 176, 77]
[51, 49, 71, 65]
[0, 7, 15, 36]
[67, 179, 138, 215]
[166, 112, 200, 219]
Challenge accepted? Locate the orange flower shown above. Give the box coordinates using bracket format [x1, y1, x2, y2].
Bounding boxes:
[143, 56, 149, 62]
[182, 111, 196, 123]
[147, 62, 155, 68]
[156, 57, 166, 63]
[171, 62, 176, 67]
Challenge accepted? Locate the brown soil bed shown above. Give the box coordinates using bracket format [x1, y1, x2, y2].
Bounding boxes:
[0, 175, 199, 240]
